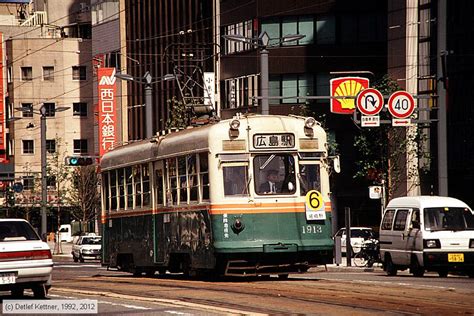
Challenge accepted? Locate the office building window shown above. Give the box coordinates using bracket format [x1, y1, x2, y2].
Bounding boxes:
[72, 66, 87, 80]
[21, 103, 33, 118]
[222, 19, 256, 54]
[316, 16, 335, 44]
[21, 67, 33, 81]
[73, 139, 88, 154]
[46, 139, 56, 154]
[43, 103, 56, 117]
[43, 66, 54, 81]
[261, 15, 317, 46]
[73, 102, 88, 117]
[222, 74, 259, 109]
[23, 176, 35, 190]
[22, 140, 34, 154]
[269, 74, 315, 104]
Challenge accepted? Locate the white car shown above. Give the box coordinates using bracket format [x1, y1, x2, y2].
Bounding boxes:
[334, 227, 377, 255]
[71, 235, 102, 262]
[0, 219, 53, 298]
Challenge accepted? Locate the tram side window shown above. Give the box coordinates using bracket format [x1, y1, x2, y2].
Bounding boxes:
[178, 157, 187, 204]
[110, 170, 117, 210]
[142, 164, 150, 207]
[133, 165, 142, 208]
[125, 167, 133, 209]
[299, 164, 321, 196]
[155, 168, 164, 205]
[118, 168, 125, 209]
[103, 172, 110, 211]
[223, 165, 249, 196]
[200, 153, 209, 200]
[187, 155, 198, 202]
[167, 158, 177, 205]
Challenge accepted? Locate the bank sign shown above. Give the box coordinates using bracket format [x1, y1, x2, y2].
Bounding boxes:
[330, 77, 369, 114]
[98, 68, 117, 157]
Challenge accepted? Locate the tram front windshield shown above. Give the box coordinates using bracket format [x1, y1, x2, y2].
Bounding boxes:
[254, 154, 296, 195]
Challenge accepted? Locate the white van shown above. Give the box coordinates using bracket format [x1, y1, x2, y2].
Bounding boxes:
[379, 196, 474, 277]
[58, 224, 73, 242]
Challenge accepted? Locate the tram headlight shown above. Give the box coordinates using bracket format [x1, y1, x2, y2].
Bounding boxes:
[304, 117, 316, 129]
[229, 119, 240, 138]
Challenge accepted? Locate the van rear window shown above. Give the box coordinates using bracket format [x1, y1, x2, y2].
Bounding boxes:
[424, 207, 474, 231]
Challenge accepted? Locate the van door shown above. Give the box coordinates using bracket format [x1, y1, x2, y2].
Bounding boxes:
[405, 209, 422, 263]
[392, 209, 410, 265]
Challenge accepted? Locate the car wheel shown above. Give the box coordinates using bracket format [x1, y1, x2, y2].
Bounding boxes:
[11, 288, 24, 297]
[438, 269, 448, 278]
[278, 274, 289, 280]
[410, 257, 424, 277]
[385, 255, 398, 276]
[33, 284, 47, 299]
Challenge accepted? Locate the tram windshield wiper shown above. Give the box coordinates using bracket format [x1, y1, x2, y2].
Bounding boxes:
[260, 154, 276, 170]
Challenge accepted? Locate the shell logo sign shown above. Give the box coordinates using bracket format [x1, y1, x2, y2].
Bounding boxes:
[330, 77, 370, 114]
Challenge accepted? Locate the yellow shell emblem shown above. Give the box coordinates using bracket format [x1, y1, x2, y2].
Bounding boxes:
[334, 80, 365, 110]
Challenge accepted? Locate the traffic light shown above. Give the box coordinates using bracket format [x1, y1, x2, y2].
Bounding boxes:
[6, 187, 15, 207]
[65, 156, 95, 166]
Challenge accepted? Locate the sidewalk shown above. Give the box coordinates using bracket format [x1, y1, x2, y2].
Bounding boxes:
[47, 240, 73, 261]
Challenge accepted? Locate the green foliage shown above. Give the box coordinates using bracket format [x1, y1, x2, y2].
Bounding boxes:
[353, 75, 431, 198]
[165, 97, 188, 130]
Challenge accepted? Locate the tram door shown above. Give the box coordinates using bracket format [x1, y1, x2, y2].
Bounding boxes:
[153, 161, 167, 264]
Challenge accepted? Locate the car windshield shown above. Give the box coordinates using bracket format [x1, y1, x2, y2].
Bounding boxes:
[0, 221, 40, 241]
[82, 237, 101, 245]
[352, 229, 374, 238]
[424, 207, 474, 231]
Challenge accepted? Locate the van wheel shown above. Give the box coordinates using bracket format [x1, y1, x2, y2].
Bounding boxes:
[385, 256, 398, 276]
[410, 257, 424, 277]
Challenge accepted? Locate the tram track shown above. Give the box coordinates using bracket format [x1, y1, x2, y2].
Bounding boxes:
[53, 273, 474, 315]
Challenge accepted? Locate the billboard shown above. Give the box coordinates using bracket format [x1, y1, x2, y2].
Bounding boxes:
[98, 68, 117, 158]
[0, 32, 7, 163]
[330, 77, 370, 114]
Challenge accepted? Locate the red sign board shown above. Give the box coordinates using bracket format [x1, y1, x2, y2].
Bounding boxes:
[0, 33, 7, 163]
[98, 68, 117, 157]
[388, 91, 415, 119]
[356, 88, 384, 116]
[330, 77, 369, 114]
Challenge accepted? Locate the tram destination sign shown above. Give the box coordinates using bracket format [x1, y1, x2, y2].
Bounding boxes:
[253, 133, 295, 149]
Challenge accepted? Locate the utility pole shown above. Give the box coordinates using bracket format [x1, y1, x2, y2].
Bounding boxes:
[437, 0, 448, 196]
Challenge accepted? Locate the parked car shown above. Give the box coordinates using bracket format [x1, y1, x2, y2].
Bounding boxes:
[334, 227, 377, 255]
[0, 219, 53, 298]
[71, 234, 102, 262]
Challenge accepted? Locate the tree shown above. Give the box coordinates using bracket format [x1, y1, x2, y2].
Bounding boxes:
[353, 75, 430, 200]
[166, 97, 188, 130]
[66, 165, 100, 223]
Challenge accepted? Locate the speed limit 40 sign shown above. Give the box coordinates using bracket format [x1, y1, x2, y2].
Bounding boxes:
[388, 91, 415, 119]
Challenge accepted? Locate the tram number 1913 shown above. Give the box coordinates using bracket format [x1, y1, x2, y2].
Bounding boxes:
[301, 225, 323, 234]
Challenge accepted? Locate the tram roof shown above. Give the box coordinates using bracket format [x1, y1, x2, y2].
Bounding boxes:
[101, 115, 323, 170]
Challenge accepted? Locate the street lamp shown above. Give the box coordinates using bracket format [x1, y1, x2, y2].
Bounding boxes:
[17, 104, 69, 237]
[223, 31, 305, 115]
[115, 72, 178, 138]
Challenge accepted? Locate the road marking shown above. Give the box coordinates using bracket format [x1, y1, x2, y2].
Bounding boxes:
[50, 294, 151, 311]
[53, 287, 267, 315]
[54, 264, 102, 268]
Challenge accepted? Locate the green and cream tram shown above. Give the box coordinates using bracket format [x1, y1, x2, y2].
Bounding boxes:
[100, 114, 337, 277]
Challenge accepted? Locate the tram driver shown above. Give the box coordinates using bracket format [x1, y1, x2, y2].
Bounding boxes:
[258, 169, 281, 194]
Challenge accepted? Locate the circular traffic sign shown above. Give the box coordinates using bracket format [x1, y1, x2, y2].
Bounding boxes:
[305, 190, 323, 211]
[356, 88, 384, 116]
[388, 91, 415, 119]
